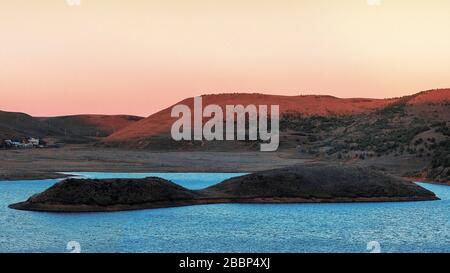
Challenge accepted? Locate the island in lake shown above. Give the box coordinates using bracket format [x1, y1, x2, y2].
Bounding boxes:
[9, 165, 438, 212]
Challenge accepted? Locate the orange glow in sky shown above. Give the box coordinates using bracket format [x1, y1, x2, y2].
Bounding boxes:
[0, 0, 449, 116]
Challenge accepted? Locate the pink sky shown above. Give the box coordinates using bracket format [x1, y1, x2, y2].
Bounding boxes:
[1, 0, 449, 117]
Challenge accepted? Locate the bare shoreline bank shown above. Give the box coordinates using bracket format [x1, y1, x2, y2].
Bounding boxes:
[0, 145, 312, 181]
[1, 145, 448, 185]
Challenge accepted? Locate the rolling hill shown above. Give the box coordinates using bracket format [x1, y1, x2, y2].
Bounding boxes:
[0, 111, 143, 142]
[104, 89, 449, 148]
[105, 93, 397, 146]
[0, 111, 45, 140]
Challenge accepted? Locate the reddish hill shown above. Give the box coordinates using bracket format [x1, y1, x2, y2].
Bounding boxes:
[106, 93, 396, 143]
[404, 88, 450, 105]
[401, 89, 450, 121]
[78, 115, 143, 132]
[105, 89, 450, 147]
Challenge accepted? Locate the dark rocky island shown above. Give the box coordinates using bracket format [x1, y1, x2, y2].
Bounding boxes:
[9, 165, 439, 212]
[200, 165, 439, 203]
[9, 177, 202, 212]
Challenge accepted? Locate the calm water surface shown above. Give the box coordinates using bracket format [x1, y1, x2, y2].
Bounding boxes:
[0, 172, 448, 253]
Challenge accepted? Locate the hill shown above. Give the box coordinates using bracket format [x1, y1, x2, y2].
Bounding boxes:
[104, 89, 448, 148]
[0, 111, 143, 142]
[281, 89, 450, 182]
[102, 89, 450, 182]
[105, 93, 396, 146]
[39, 115, 143, 140]
[0, 111, 46, 140]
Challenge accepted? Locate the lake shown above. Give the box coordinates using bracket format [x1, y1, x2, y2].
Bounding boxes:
[0, 172, 449, 253]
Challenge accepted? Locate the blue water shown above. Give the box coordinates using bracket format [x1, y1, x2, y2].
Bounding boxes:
[0, 172, 449, 253]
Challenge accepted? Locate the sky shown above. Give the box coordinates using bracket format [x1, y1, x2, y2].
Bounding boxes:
[0, 0, 449, 117]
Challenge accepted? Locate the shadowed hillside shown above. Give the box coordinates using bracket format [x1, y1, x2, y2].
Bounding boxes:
[39, 115, 143, 140]
[0, 111, 143, 142]
[0, 111, 45, 140]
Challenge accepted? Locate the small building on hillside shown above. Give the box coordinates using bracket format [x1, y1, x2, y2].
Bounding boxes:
[28, 138, 40, 146]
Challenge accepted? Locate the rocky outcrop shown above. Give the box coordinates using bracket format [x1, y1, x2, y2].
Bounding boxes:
[9, 177, 201, 212]
[200, 165, 439, 203]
